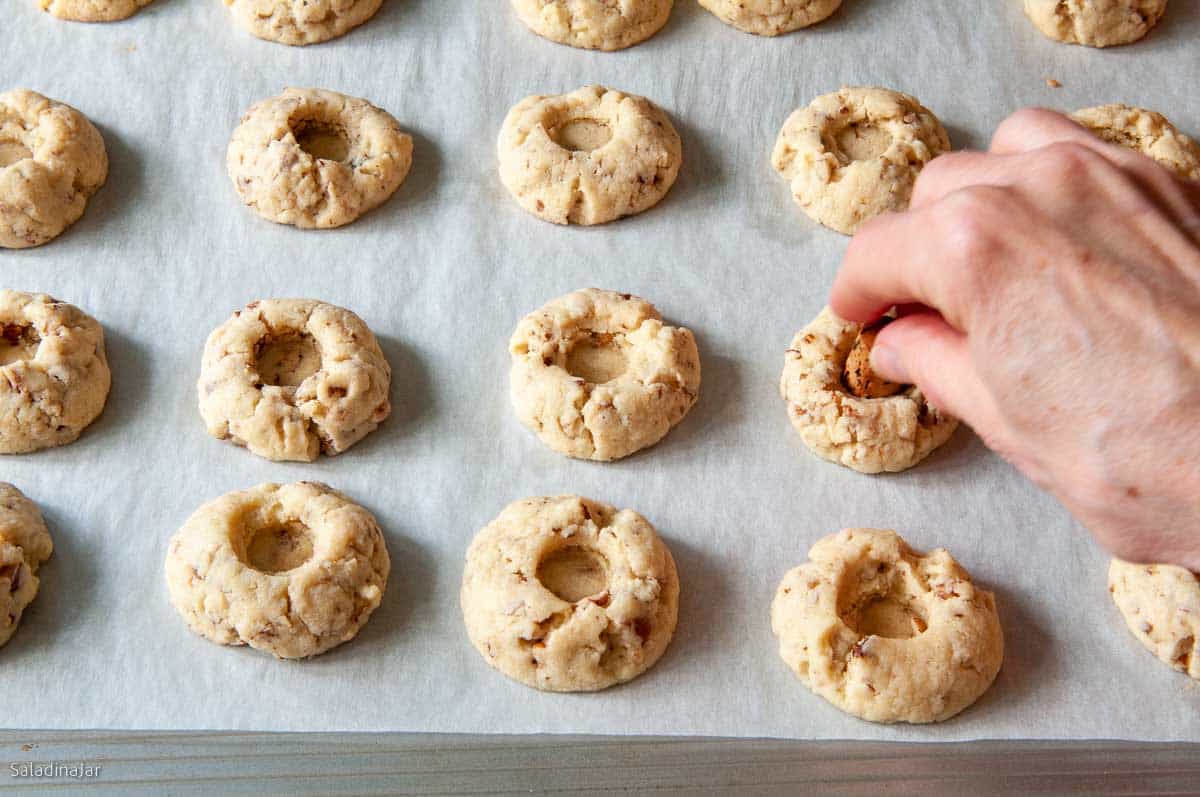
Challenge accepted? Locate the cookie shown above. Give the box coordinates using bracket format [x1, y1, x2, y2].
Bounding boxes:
[498, 85, 682, 225]
[772, 86, 949, 235]
[780, 308, 956, 473]
[1109, 559, 1200, 680]
[772, 528, 1004, 724]
[38, 0, 151, 21]
[511, 0, 672, 50]
[0, 483, 53, 648]
[0, 90, 108, 249]
[1024, 0, 1166, 47]
[165, 481, 390, 660]
[1071, 104, 1200, 181]
[698, 0, 841, 35]
[224, 0, 381, 46]
[509, 288, 700, 461]
[198, 299, 391, 463]
[227, 88, 412, 229]
[461, 495, 679, 692]
[0, 290, 111, 454]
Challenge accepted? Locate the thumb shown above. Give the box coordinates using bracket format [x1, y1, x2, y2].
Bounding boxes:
[870, 311, 1007, 441]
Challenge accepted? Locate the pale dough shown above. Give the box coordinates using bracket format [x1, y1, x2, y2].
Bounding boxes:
[780, 307, 957, 473]
[509, 288, 700, 461]
[0, 290, 111, 454]
[498, 85, 682, 225]
[198, 298, 391, 462]
[772, 528, 1004, 723]
[461, 495, 679, 691]
[0, 483, 53, 648]
[1024, 0, 1166, 47]
[1109, 559, 1200, 680]
[165, 481, 390, 660]
[1071, 104, 1200, 181]
[0, 89, 108, 249]
[698, 0, 842, 35]
[772, 86, 949, 235]
[224, 0, 381, 46]
[38, 0, 152, 22]
[511, 0, 673, 50]
[227, 88, 412, 229]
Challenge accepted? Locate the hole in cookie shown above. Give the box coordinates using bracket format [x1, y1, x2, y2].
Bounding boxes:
[537, 546, 609, 603]
[255, 333, 322, 389]
[852, 595, 928, 639]
[0, 137, 32, 168]
[566, 333, 627, 385]
[0, 323, 40, 366]
[243, 520, 315, 575]
[833, 122, 892, 163]
[293, 119, 350, 163]
[549, 118, 613, 152]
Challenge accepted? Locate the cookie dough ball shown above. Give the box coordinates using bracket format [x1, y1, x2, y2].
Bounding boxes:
[0, 90, 108, 249]
[227, 88, 412, 229]
[1024, 0, 1166, 47]
[461, 495, 679, 692]
[1071, 104, 1200, 181]
[772, 86, 949, 235]
[0, 291, 111, 454]
[1109, 559, 1200, 680]
[38, 0, 151, 21]
[772, 528, 1004, 723]
[511, 0, 673, 50]
[698, 0, 841, 35]
[224, 0, 381, 45]
[780, 307, 956, 473]
[165, 481, 390, 659]
[198, 299, 391, 463]
[498, 85, 682, 225]
[0, 483, 53, 648]
[509, 288, 700, 461]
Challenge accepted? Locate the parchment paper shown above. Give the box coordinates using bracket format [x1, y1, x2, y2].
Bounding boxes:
[2, 0, 1199, 741]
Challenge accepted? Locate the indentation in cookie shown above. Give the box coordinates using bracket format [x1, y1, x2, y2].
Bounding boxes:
[851, 595, 928, 639]
[536, 546, 610, 603]
[549, 117, 613, 152]
[0, 323, 40, 367]
[255, 333, 322, 388]
[292, 119, 350, 163]
[566, 333, 628, 385]
[833, 122, 891, 163]
[0, 138, 31, 168]
[242, 520, 315, 574]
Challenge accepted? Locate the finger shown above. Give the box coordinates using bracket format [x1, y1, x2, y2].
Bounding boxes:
[829, 211, 943, 324]
[870, 311, 1010, 444]
[989, 107, 1101, 155]
[910, 150, 1018, 209]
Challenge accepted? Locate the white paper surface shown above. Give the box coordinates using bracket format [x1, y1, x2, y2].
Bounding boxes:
[2, 0, 1199, 741]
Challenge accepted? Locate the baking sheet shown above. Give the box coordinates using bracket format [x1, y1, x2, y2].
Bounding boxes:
[2, 0, 1199, 741]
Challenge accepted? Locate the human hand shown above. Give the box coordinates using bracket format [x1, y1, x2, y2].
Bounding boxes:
[829, 108, 1200, 570]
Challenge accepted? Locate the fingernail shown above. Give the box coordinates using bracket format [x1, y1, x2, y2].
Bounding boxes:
[870, 341, 911, 384]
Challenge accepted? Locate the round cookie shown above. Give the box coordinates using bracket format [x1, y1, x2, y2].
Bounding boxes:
[224, 0, 381, 46]
[0, 290, 111, 454]
[461, 495, 679, 692]
[165, 481, 390, 660]
[698, 0, 842, 35]
[227, 88, 412, 229]
[0, 89, 108, 249]
[0, 483, 53, 648]
[1024, 0, 1166, 48]
[772, 86, 949, 235]
[511, 0, 673, 50]
[1071, 104, 1200, 181]
[772, 528, 1004, 724]
[509, 288, 700, 461]
[38, 0, 151, 21]
[497, 85, 682, 226]
[780, 307, 956, 473]
[198, 298, 391, 463]
[1109, 559, 1200, 680]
